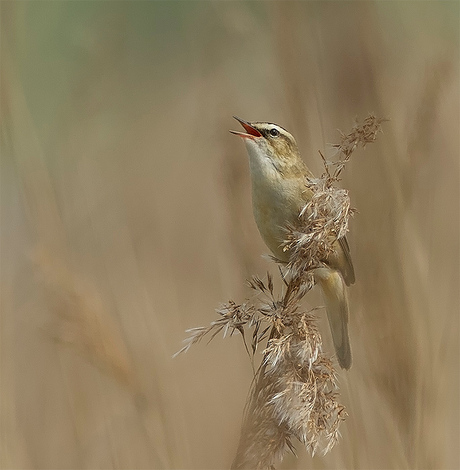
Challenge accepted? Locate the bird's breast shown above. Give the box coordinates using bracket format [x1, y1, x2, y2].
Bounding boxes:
[244, 139, 308, 260]
[250, 169, 304, 261]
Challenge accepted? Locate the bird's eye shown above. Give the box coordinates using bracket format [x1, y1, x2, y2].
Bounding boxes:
[269, 128, 280, 137]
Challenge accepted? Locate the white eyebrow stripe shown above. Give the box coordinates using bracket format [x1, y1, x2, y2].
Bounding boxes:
[254, 123, 295, 141]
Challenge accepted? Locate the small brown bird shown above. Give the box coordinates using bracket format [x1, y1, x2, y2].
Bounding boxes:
[230, 116, 355, 369]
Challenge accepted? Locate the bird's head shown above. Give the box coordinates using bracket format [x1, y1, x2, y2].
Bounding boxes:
[230, 116, 302, 173]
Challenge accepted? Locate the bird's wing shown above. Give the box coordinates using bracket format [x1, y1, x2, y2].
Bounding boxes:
[337, 236, 355, 286]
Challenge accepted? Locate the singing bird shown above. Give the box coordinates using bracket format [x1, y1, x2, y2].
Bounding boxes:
[230, 116, 355, 369]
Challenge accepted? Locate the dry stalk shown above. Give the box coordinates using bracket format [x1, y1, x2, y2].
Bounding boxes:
[178, 115, 385, 468]
[34, 248, 139, 393]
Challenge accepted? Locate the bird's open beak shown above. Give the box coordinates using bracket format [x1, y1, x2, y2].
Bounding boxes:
[230, 116, 262, 138]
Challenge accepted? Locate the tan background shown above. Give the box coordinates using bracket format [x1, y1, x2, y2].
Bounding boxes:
[1, 2, 458, 469]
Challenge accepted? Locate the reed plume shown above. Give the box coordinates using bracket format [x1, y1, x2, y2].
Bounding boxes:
[180, 114, 385, 468]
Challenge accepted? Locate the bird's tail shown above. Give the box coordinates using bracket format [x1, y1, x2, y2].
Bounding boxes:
[315, 268, 352, 370]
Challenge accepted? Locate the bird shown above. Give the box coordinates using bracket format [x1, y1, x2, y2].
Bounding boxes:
[230, 116, 355, 369]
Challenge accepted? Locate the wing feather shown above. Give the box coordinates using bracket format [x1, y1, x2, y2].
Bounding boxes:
[337, 237, 355, 286]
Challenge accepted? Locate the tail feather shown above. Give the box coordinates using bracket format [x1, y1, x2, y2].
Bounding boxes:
[315, 268, 352, 370]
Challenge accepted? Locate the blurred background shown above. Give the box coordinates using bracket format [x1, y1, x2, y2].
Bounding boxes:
[1, 1, 458, 469]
